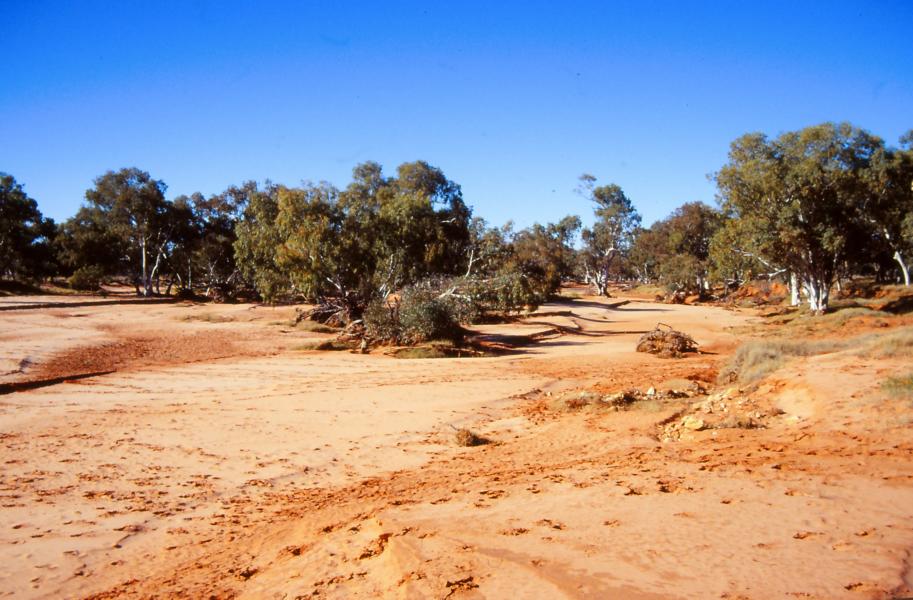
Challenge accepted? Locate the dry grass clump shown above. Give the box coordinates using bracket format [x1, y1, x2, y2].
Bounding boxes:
[719, 339, 843, 384]
[823, 307, 890, 326]
[636, 323, 698, 358]
[294, 339, 352, 352]
[882, 372, 913, 402]
[454, 428, 488, 447]
[721, 325, 913, 384]
[295, 320, 340, 334]
[181, 312, 236, 323]
[857, 327, 913, 358]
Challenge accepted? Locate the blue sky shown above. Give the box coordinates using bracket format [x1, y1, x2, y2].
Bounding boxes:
[3, 1, 911, 228]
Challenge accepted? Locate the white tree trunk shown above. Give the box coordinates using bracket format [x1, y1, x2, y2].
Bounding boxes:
[803, 277, 830, 314]
[894, 250, 911, 286]
[141, 238, 149, 296]
[789, 272, 800, 306]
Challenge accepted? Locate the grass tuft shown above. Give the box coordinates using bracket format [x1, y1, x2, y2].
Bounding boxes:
[295, 320, 340, 334]
[454, 428, 488, 447]
[882, 372, 913, 402]
[181, 313, 235, 323]
[294, 339, 351, 352]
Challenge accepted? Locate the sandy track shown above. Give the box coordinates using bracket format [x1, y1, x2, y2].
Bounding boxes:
[1, 295, 911, 599]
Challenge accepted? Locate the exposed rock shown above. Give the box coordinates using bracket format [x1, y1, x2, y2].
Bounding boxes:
[682, 415, 706, 431]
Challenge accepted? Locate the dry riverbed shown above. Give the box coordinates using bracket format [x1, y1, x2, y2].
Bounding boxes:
[1, 292, 911, 599]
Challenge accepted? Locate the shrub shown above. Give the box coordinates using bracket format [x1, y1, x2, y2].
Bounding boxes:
[363, 299, 401, 342]
[398, 287, 465, 345]
[68, 265, 105, 291]
[364, 282, 466, 345]
[464, 272, 542, 315]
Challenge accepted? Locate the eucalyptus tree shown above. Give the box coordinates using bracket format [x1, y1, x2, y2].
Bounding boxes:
[715, 123, 880, 313]
[233, 181, 287, 301]
[234, 161, 472, 320]
[862, 132, 913, 285]
[0, 173, 56, 280]
[509, 215, 581, 300]
[70, 168, 183, 296]
[173, 184, 250, 298]
[631, 202, 722, 295]
[577, 175, 641, 296]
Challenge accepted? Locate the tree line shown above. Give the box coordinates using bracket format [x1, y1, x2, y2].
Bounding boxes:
[1, 122, 911, 319]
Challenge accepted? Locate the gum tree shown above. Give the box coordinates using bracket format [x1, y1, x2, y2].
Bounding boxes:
[75, 168, 178, 296]
[578, 175, 641, 296]
[715, 123, 879, 313]
[0, 173, 56, 280]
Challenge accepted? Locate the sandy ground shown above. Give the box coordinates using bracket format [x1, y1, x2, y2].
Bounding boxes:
[1, 293, 911, 599]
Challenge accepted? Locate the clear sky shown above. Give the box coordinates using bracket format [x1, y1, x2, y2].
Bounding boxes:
[3, 1, 911, 228]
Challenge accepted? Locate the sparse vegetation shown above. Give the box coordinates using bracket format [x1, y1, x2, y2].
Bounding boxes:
[858, 327, 913, 358]
[181, 312, 236, 323]
[294, 320, 339, 334]
[882, 372, 913, 402]
[719, 339, 844, 383]
[294, 339, 352, 352]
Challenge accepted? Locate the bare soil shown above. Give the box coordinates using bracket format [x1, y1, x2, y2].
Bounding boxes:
[1, 292, 911, 599]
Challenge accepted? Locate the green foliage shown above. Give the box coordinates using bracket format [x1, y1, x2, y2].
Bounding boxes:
[364, 281, 466, 345]
[860, 137, 913, 284]
[715, 123, 887, 312]
[708, 217, 770, 289]
[463, 272, 539, 314]
[398, 287, 465, 345]
[0, 173, 57, 280]
[61, 167, 191, 296]
[363, 299, 401, 343]
[465, 215, 579, 306]
[169, 186, 245, 298]
[631, 202, 722, 294]
[658, 254, 705, 294]
[233, 182, 289, 302]
[67, 265, 106, 290]
[577, 176, 641, 296]
[235, 161, 471, 315]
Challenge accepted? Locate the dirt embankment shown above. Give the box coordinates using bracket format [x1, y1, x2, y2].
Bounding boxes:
[1, 293, 911, 599]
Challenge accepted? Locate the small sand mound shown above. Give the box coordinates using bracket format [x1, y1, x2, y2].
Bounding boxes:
[636, 323, 698, 358]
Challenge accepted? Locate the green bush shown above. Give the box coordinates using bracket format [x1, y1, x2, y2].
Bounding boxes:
[464, 272, 541, 315]
[658, 254, 704, 295]
[398, 287, 465, 345]
[364, 281, 466, 345]
[363, 299, 401, 342]
[67, 265, 106, 291]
